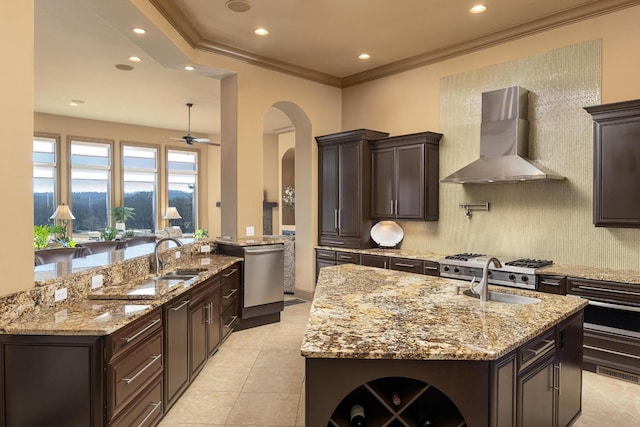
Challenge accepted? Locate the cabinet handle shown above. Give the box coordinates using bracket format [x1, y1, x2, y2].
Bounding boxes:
[224, 315, 238, 328]
[576, 285, 640, 297]
[587, 300, 640, 313]
[338, 255, 353, 260]
[121, 319, 161, 343]
[526, 339, 554, 356]
[384, 261, 387, 269]
[334, 209, 338, 230]
[395, 262, 417, 268]
[390, 200, 394, 214]
[224, 268, 238, 277]
[170, 300, 189, 311]
[337, 209, 341, 231]
[541, 280, 560, 286]
[554, 363, 561, 394]
[424, 266, 438, 271]
[395, 200, 398, 215]
[205, 302, 212, 324]
[583, 345, 640, 360]
[223, 288, 238, 299]
[122, 354, 162, 384]
[137, 401, 162, 427]
[326, 240, 345, 245]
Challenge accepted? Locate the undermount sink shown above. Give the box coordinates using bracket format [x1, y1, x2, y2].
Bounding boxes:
[154, 268, 208, 280]
[462, 289, 541, 305]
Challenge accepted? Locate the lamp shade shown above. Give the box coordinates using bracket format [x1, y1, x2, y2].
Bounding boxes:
[50, 203, 76, 220]
[163, 207, 182, 220]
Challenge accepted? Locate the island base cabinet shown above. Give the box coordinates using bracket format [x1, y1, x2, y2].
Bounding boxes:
[108, 376, 163, 427]
[164, 296, 191, 410]
[517, 353, 556, 427]
[0, 335, 104, 427]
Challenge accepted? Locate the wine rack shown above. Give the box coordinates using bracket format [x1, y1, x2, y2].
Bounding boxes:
[328, 376, 466, 427]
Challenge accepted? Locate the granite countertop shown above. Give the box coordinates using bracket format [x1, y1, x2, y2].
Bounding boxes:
[3, 255, 241, 336]
[301, 264, 587, 361]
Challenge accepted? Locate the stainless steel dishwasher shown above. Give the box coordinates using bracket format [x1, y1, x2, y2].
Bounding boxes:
[243, 244, 285, 311]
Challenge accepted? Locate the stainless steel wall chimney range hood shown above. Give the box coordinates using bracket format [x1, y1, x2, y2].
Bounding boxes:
[441, 86, 565, 184]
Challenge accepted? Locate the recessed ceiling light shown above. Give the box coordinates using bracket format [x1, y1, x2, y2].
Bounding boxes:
[226, 0, 251, 13]
[128, 56, 142, 62]
[358, 53, 371, 60]
[184, 65, 195, 71]
[254, 28, 269, 36]
[115, 64, 134, 71]
[69, 100, 85, 106]
[132, 28, 146, 34]
[470, 5, 487, 14]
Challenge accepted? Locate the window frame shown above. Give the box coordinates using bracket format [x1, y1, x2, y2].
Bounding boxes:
[165, 146, 201, 233]
[67, 136, 114, 232]
[120, 141, 160, 232]
[33, 132, 61, 226]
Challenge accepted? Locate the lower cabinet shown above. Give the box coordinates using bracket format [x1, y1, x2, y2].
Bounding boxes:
[389, 257, 423, 274]
[221, 265, 240, 339]
[517, 352, 556, 427]
[190, 276, 222, 378]
[360, 254, 388, 269]
[164, 294, 191, 410]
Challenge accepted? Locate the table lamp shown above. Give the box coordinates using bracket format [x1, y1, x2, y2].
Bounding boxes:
[163, 207, 182, 228]
[50, 203, 76, 238]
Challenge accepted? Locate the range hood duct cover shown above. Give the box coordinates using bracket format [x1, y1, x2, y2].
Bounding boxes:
[441, 86, 565, 184]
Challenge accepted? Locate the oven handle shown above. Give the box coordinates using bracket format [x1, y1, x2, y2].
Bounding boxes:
[587, 299, 640, 313]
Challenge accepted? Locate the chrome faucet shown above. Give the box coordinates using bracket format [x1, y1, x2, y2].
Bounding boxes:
[154, 237, 184, 275]
[472, 257, 502, 302]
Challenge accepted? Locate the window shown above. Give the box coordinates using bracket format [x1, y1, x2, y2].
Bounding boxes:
[167, 149, 198, 233]
[122, 145, 158, 231]
[33, 134, 59, 226]
[70, 138, 112, 232]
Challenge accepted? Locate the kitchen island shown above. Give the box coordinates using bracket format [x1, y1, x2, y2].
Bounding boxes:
[301, 264, 588, 427]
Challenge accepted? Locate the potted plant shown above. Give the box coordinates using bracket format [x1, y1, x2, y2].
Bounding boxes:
[110, 206, 135, 231]
[100, 226, 118, 241]
[194, 228, 209, 239]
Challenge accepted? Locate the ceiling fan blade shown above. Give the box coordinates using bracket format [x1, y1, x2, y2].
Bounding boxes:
[192, 139, 221, 146]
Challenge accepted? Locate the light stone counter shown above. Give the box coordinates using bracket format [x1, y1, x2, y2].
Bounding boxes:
[301, 264, 587, 361]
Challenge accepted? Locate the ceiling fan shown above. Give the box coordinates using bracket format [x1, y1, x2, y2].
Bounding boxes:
[170, 103, 220, 146]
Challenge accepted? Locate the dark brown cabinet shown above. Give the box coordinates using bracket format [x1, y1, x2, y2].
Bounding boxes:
[317, 129, 389, 248]
[585, 99, 640, 227]
[220, 265, 240, 339]
[163, 295, 190, 410]
[537, 274, 566, 295]
[370, 132, 442, 221]
[389, 257, 423, 274]
[360, 253, 389, 269]
[190, 276, 222, 379]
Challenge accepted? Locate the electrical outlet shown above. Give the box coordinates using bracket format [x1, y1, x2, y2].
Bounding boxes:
[54, 287, 68, 302]
[200, 245, 211, 253]
[91, 274, 104, 289]
[175, 251, 181, 259]
[246, 226, 255, 236]
[200, 258, 211, 265]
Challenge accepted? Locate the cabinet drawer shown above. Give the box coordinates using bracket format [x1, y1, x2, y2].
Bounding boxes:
[316, 249, 336, 260]
[361, 254, 388, 269]
[423, 261, 439, 276]
[335, 251, 359, 264]
[108, 375, 163, 427]
[319, 235, 363, 249]
[222, 303, 239, 338]
[108, 329, 163, 420]
[191, 275, 221, 303]
[518, 328, 555, 373]
[567, 277, 640, 306]
[538, 275, 566, 295]
[583, 325, 640, 375]
[107, 308, 162, 360]
[390, 257, 423, 274]
[221, 266, 240, 310]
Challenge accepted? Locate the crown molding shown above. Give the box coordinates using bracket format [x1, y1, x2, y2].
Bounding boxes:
[151, 0, 640, 89]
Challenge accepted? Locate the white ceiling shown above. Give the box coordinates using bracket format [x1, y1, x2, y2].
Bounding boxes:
[34, 0, 638, 136]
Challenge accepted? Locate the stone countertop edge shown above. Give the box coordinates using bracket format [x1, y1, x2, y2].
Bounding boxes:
[2, 256, 241, 336]
[301, 264, 588, 361]
[315, 246, 640, 285]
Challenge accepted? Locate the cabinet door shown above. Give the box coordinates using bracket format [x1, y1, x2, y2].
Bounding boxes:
[396, 144, 425, 219]
[189, 298, 208, 379]
[371, 148, 396, 218]
[319, 144, 339, 237]
[207, 288, 222, 356]
[517, 354, 555, 427]
[557, 313, 583, 427]
[164, 297, 190, 409]
[361, 254, 388, 269]
[338, 141, 362, 237]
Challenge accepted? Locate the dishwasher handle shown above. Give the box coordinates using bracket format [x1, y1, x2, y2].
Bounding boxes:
[244, 245, 285, 255]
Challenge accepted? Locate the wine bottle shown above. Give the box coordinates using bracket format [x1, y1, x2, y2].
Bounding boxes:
[349, 404, 367, 427]
[391, 391, 401, 406]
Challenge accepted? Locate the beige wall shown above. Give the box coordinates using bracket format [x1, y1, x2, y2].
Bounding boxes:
[1, 1, 35, 295]
[263, 133, 279, 233]
[33, 113, 217, 233]
[342, 6, 640, 270]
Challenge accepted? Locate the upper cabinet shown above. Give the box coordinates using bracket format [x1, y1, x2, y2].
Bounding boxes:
[585, 100, 640, 228]
[316, 129, 389, 248]
[370, 132, 442, 221]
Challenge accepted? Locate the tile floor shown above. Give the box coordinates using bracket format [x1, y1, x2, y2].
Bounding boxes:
[160, 298, 639, 426]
